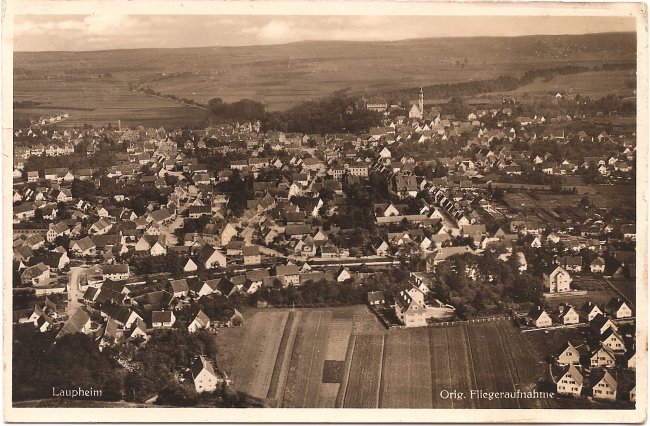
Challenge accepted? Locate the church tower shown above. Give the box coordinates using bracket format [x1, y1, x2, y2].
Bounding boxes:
[418, 87, 424, 117]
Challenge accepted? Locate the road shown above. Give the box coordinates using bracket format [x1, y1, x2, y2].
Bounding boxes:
[67, 267, 86, 316]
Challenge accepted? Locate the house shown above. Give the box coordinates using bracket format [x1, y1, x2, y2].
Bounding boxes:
[367, 291, 385, 306]
[90, 218, 113, 235]
[47, 222, 70, 242]
[275, 265, 300, 286]
[543, 265, 572, 293]
[589, 344, 616, 367]
[557, 256, 582, 273]
[528, 306, 552, 328]
[191, 356, 220, 393]
[21, 262, 50, 285]
[151, 310, 176, 329]
[56, 308, 91, 339]
[169, 279, 190, 298]
[590, 313, 618, 336]
[605, 298, 633, 319]
[184, 258, 198, 273]
[72, 237, 96, 256]
[590, 257, 606, 274]
[555, 365, 584, 397]
[127, 318, 148, 340]
[243, 246, 262, 265]
[184, 279, 211, 299]
[582, 302, 603, 322]
[556, 341, 581, 365]
[101, 264, 130, 281]
[198, 244, 227, 269]
[591, 369, 617, 400]
[394, 290, 427, 327]
[214, 278, 237, 297]
[188, 310, 211, 333]
[601, 328, 626, 352]
[558, 304, 580, 325]
[335, 267, 351, 283]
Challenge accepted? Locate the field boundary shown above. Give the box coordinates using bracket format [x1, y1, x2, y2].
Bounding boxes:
[430, 316, 512, 327]
[375, 334, 386, 408]
[335, 333, 356, 408]
[266, 310, 297, 402]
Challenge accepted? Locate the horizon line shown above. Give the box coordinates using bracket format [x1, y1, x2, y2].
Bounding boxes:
[13, 30, 636, 54]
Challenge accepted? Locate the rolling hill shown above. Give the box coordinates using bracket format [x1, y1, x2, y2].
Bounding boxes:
[13, 32, 636, 125]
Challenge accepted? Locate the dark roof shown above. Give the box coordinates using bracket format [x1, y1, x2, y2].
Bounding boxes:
[57, 308, 90, 338]
[152, 310, 173, 323]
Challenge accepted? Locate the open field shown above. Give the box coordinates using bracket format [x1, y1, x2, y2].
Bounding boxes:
[606, 279, 636, 307]
[380, 328, 432, 408]
[217, 307, 604, 409]
[504, 69, 636, 98]
[13, 78, 207, 128]
[15, 33, 635, 113]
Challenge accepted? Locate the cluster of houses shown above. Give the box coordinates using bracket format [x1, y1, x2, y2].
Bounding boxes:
[548, 299, 635, 402]
[527, 297, 633, 329]
[16, 273, 245, 339]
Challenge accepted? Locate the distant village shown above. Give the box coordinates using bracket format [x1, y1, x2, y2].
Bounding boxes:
[12, 88, 636, 403]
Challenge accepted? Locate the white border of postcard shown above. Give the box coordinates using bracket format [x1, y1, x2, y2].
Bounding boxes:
[2, 0, 647, 423]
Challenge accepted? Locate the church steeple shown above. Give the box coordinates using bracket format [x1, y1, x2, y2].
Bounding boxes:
[418, 87, 424, 115]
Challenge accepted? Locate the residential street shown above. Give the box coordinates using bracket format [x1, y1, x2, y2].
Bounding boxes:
[66, 267, 85, 316]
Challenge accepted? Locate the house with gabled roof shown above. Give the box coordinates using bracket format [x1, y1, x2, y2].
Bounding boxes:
[191, 356, 221, 393]
[169, 279, 190, 298]
[198, 244, 227, 269]
[590, 313, 618, 336]
[543, 265, 572, 293]
[556, 341, 583, 365]
[589, 343, 616, 368]
[188, 310, 211, 333]
[394, 289, 427, 327]
[367, 291, 385, 306]
[582, 302, 603, 322]
[21, 262, 50, 285]
[56, 308, 91, 339]
[528, 306, 552, 328]
[555, 364, 584, 397]
[601, 327, 626, 353]
[605, 298, 633, 319]
[151, 310, 175, 329]
[590, 369, 617, 400]
[72, 236, 96, 256]
[558, 304, 580, 325]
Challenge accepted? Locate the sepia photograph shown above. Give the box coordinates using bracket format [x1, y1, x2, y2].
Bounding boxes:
[3, 1, 647, 423]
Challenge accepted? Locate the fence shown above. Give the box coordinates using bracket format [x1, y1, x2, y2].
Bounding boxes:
[428, 315, 513, 327]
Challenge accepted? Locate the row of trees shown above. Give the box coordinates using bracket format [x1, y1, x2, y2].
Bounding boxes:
[431, 252, 544, 318]
[384, 63, 634, 104]
[205, 91, 383, 134]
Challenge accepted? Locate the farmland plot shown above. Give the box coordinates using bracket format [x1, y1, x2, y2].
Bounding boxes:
[428, 328, 455, 408]
[225, 311, 289, 399]
[465, 325, 503, 408]
[342, 334, 385, 408]
[379, 329, 432, 408]
[281, 310, 332, 407]
[443, 327, 478, 408]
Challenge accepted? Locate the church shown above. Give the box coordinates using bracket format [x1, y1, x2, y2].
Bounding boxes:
[409, 87, 425, 119]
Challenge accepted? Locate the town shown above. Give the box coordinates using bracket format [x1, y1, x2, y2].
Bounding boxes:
[12, 86, 636, 408]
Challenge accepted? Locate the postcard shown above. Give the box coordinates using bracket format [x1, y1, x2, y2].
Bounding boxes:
[3, 0, 646, 423]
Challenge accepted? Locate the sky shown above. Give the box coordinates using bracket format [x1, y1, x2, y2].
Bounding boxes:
[14, 15, 636, 52]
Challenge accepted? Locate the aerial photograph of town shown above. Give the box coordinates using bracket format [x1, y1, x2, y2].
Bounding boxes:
[8, 6, 643, 418]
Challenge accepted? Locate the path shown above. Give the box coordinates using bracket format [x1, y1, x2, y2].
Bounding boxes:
[66, 267, 85, 316]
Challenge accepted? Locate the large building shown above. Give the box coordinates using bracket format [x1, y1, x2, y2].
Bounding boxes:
[408, 87, 424, 119]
